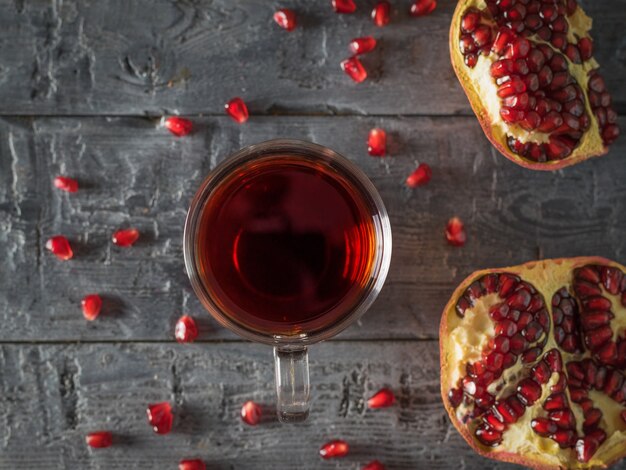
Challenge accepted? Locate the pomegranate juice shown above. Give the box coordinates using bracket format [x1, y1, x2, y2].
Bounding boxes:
[196, 156, 376, 335]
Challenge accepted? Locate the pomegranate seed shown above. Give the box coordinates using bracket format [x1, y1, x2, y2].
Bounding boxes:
[371, 1, 390, 27]
[274, 9, 297, 31]
[349, 37, 377, 55]
[531, 361, 551, 384]
[461, 10, 480, 33]
[483, 411, 505, 431]
[544, 393, 567, 411]
[475, 424, 502, 446]
[545, 349, 562, 372]
[341, 57, 367, 83]
[506, 289, 531, 309]
[147, 402, 173, 434]
[492, 28, 515, 55]
[241, 400, 261, 426]
[225, 97, 249, 124]
[406, 163, 432, 188]
[45, 235, 73, 260]
[112, 228, 139, 247]
[495, 320, 517, 337]
[553, 429, 576, 448]
[584, 296, 612, 310]
[578, 37, 593, 61]
[448, 387, 463, 407]
[332, 0, 356, 14]
[81, 294, 103, 321]
[584, 326, 612, 351]
[86, 431, 113, 448]
[581, 312, 613, 331]
[164, 117, 193, 137]
[367, 128, 387, 157]
[445, 217, 466, 247]
[367, 387, 395, 408]
[175, 315, 199, 343]
[410, 0, 437, 17]
[54, 176, 79, 193]
[319, 439, 349, 459]
[583, 408, 602, 431]
[362, 461, 385, 470]
[179, 460, 206, 470]
[531, 417, 557, 436]
[550, 410, 576, 429]
[516, 378, 542, 405]
[576, 430, 606, 463]
[601, 267, 624, 295]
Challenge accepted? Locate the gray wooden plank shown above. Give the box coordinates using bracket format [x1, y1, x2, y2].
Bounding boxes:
[0, 340, 537, 469]
[0, 0, 624, 116]
[0, 115, 625, 342]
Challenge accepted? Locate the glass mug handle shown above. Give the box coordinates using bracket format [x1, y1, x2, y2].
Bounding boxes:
[273, 346, 310, 423]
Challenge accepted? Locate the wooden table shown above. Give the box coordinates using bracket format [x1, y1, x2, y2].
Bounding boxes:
[0, 0, 625, 468]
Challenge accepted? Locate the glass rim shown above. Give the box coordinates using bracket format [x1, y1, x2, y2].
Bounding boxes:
[183, 139, 392, 346]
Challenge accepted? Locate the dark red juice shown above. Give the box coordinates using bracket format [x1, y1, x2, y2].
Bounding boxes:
[196, 156, 376, 335]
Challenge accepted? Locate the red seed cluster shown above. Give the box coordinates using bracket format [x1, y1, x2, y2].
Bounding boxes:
[458, 0, 619, 163]
[449, 264, 626, 462]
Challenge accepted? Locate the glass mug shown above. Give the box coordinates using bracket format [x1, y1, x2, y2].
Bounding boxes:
[183, 139, 392, 422]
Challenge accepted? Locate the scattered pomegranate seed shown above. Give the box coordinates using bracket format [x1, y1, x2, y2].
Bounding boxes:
[225, 97, 249, 124]
[363, 461, 386, 470]
[179, 459, 206, 470]
[332, 0, 356, 14]
[45, 235, 73, 260]
[349, 37, 377, 55]
[241, 400, 261, 426]
[164, 117, 193, 137]
[81, 294, 103, 321]
[445, 217, 466, 247]
[274, 9, 297, 31]
[53, 176, 79, 193]
[341, 57, 367, 83]
[367, 387, 396, 408]
[406, 163, 432, 188]
[112, 228, 139, 247]
[85, 431, 113, 448]
[147, 402, 173, 434]
[367, 128, 387, 157]
[319, 439, 349, 459]
[175, 315, 199, 343]
[410, 0, 437, 17]
[371, 1, 390, 27]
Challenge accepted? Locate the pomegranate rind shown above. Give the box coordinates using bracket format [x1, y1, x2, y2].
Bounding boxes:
[440, 257, 626, 469]
[449, 1, 610, 171]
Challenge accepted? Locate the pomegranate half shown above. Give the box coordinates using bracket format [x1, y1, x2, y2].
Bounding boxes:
[440, 258, 626, 468]
[450, 0, 619, 170]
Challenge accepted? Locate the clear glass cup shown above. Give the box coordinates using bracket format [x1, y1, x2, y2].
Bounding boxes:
[183, 139, 392, 423]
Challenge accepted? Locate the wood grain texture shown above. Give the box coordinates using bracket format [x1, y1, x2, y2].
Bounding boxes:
[0, 0, 624, 116]
[0, 340, 533, 469]
[0, 115, 624, 342]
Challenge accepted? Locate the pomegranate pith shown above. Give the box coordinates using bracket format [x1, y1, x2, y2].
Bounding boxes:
[53, 176, 79, 193]
[450, 0, 619, 170]
[319, 439, 349, 459]
[441, 258, 626, 468]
